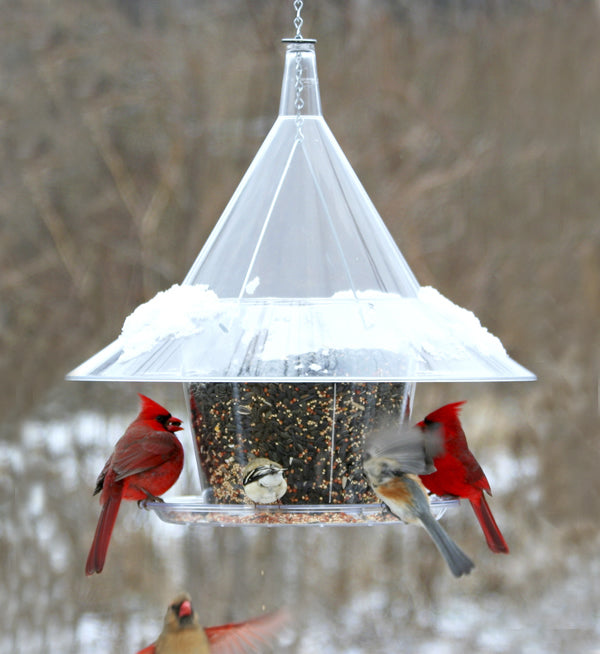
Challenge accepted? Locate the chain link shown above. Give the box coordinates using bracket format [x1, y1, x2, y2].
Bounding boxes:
[293, 0, 303, 39]
[292, 0, 305, 140]
[294, 52, 304, 140]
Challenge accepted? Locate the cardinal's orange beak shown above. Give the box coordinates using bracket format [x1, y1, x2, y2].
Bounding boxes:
[167, 417, 184, 432]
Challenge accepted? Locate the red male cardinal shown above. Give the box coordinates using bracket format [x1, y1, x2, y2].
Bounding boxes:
[135, 593, 289, 654]
[85, 394, 184, 575]
[416, 401, 510, 554]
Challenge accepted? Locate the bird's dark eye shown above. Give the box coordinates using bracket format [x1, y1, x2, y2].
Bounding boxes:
[156, 414, 171, 427]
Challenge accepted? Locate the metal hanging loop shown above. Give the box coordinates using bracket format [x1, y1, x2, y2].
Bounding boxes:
[281, 0, 317, 142]
[293, 0, 304, 39]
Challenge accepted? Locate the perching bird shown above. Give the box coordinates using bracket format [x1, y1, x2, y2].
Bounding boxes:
[86, 394, 184, 575]
[416, 401, 510, 554]
[242, 457, 287, 505]
[135, 592, 289, 654]
[364, 422, 475, 578]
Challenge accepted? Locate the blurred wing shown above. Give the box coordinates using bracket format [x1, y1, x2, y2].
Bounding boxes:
[112, 429, 180, 481]
[134, 644, 156, 654]
[367, 422, 443, 475]
[421, 422, 445, 465]
[206, 610, 289, 654]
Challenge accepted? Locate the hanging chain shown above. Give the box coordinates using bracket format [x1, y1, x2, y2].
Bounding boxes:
[292, 0, 305, 140]
[293, 0, 304, 39]
[294, 52, 304, 140]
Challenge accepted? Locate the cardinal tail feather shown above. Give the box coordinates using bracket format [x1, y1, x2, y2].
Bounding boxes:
[85, 486, 123, 575]
[470, 495, 509, 554]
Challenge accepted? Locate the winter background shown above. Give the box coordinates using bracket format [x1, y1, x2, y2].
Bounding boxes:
[1, 1, 599, 652]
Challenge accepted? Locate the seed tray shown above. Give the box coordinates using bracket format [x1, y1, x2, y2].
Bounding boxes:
[147, 496, 459, 527]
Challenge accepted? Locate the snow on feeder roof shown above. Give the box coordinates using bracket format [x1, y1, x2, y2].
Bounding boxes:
[67, 39, 534, 385]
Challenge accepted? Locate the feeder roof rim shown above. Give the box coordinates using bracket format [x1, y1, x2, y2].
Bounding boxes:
[67, 374, 536, 383]
[281, 37, 317, 44]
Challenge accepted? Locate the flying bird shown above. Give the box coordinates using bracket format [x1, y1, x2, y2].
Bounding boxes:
[135, 592, 289, 654]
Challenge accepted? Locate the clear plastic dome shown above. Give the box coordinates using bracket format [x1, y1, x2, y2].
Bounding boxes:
[67, 40, 535, 385]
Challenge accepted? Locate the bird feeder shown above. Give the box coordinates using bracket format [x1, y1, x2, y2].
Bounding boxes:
[68, 33, 534, 527]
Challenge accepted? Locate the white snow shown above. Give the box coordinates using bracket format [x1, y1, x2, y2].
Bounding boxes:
[114, 283, 508, 367]
[244, 276, 261, 295]
[417, 286, 507, 356]
[118, 283, 222, 361]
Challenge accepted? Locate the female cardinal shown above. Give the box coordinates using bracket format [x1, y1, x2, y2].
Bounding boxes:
[85, 393, 184, 575]
[135, 593, 288, 654]
[364, 423, 474, 578]
[416, 401, 510, 554]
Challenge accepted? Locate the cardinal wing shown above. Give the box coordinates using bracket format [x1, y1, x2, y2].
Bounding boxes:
[206, 610, 289, 654]
[111, 428, 180, 482]
[133, 644, 155, 654]
[461, 453, 492, 493]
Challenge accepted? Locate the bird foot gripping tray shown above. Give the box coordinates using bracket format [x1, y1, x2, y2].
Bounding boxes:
[68, 39, 534, 526]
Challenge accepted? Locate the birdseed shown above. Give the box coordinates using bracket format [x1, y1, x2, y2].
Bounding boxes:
[187, 382, 410, 505]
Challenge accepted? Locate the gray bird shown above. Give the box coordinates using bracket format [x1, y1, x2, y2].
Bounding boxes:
[364, 422, 474, 578]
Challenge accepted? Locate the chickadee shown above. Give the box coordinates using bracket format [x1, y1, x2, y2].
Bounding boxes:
[135, 592, 289, 654]
[242, 457, 287, 505]
[364, 422, 474, 578]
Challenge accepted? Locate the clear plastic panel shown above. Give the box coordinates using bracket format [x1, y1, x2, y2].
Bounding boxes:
[187, 381, 413, 505]
[165, 380, 430, 523]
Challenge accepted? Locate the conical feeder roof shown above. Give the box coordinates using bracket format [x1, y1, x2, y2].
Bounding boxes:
[67, 40, 535, 384]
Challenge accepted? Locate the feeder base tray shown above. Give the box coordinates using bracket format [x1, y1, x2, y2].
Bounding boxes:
[146, 496, 459, 527]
